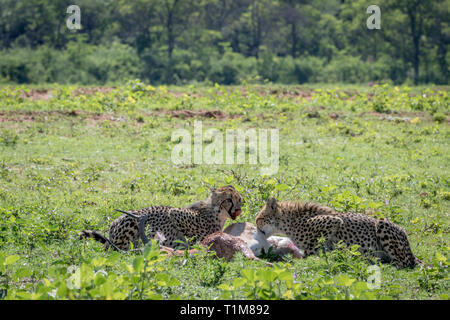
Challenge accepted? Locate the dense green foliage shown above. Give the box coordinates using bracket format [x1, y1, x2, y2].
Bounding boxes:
[0, 0, 448, 85]
[0, 83, 448, 299]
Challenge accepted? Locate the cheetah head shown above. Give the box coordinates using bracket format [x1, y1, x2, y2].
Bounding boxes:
[209, 185, 243, 220]
[255, 197, 282, 237]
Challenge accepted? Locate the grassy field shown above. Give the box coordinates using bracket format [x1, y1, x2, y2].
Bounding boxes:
[0, 82, 448, 300]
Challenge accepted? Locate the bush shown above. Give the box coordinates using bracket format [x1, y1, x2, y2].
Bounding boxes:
[292, 56, 324, 83]
[85, 42, 143, 84]
[257, 50, 280, 82]
[0, 46, 431, 85]
[208, 51, 257, 85]
[0, 48, 37, 83]
[318, 54, 390, 83]
[0, 42, 142, 85]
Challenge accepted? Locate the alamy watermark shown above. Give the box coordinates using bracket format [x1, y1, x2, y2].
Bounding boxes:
[66, 265, 81, 290]
[171, 121, 279, 175]
[367, 5, 381, 30]
[367, 265, 381, 289]
[66, 5, 81, 31]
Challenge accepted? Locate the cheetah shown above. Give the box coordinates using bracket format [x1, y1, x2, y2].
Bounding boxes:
[80, 185, 243, 251]
[255, 197, 422, 268]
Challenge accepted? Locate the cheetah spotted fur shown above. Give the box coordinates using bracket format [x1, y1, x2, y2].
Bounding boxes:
[255, 197, 421, 268]
[80, 186, 242, 251]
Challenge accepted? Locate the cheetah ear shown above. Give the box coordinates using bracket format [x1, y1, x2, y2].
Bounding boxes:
[210, 187, 216, 193]
[267, 197, 277, 210]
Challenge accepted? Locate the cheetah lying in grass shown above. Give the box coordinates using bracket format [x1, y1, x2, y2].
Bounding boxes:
[80, 186, 242, 251]
[255, 197, 422, 268]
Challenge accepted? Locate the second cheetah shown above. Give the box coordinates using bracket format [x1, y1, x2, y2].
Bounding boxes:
[255, 197, 421, 268]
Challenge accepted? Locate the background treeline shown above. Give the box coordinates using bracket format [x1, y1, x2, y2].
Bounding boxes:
[0, 0, 448, 85]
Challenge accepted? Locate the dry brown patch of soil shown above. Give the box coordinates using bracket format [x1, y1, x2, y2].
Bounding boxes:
[18, 89, 53, 101]
[168, 109, 237, 120]
[364, 110, 431, 122]
[15, 87, 116, 101]
[0, 109, 238, 125]
[0, 110, 78, 123]
[266, 88, 314, 100]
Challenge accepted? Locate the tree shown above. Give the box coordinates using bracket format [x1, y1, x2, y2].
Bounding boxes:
[279, 0, 308, 58]
[387, 0, 434, 84]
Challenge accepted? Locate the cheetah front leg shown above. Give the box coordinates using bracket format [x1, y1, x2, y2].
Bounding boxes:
[375, 219, 419, 268]
[300, 215, 344, 257]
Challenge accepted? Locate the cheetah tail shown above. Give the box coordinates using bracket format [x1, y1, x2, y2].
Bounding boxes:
[115, 209, 140, 219]
[115, 209, 151, 246]
[79, 230, 123, 252]
[115, 209, 152, 246]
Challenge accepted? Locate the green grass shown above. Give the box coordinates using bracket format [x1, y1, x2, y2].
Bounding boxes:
[0, 82, 448, 299]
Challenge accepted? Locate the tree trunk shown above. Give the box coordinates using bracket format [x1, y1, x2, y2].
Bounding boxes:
[165, 0, 179, 83]
[251, 0, 261, 57]
[291, 22, 297, 58]
[167, 13, 174, 60]
[435, 16, 448, 82]
[407, 5, 422, 85]
[412, 34, 420, 85]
